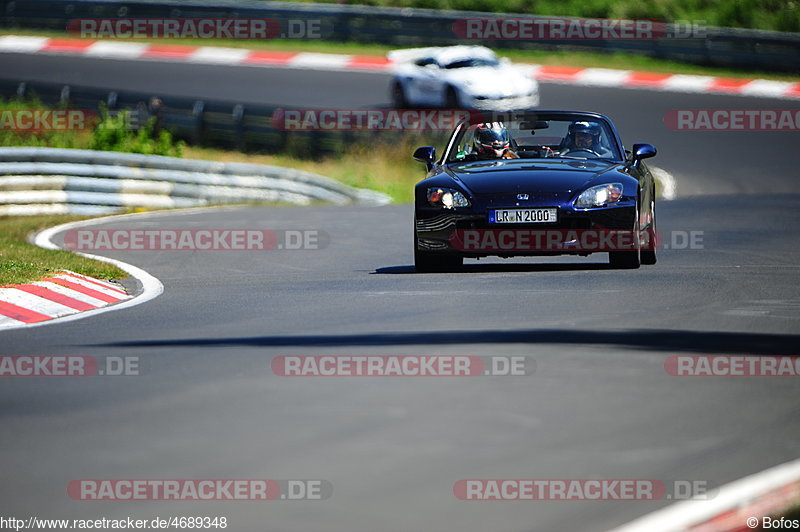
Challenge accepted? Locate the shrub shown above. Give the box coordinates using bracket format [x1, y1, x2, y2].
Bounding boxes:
[89, 105, 184, 157]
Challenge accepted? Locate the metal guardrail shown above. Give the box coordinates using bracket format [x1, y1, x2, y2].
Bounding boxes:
[0, 147, 392, 215]
[1, 0, 799, 72]
[0, 78, 437, 156]
[0, 78, 411, 216]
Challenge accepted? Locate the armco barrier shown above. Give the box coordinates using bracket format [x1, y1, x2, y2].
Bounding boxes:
[0, 79, 439, 157]
[0, 0, 799, 72]
[0, 147, 392, 215]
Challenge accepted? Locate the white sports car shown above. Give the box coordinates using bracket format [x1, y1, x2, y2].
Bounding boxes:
[389, 46, 539, 111]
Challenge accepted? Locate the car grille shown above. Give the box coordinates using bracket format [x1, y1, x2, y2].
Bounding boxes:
[455, 216, 592, 231]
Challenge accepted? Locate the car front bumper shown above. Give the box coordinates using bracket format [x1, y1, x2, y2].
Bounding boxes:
[415, 205, 639, 257]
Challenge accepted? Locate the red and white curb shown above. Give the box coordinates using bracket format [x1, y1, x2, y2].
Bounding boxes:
[0, 35, 393, 70]
[0, 270, 131, 327]
[611, 457, 800, 532]
[1, 35, 799, 100]
[0, 212, 166, 331]
[527, 66, 800, 100]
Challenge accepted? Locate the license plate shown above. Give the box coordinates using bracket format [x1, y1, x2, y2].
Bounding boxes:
[489, 208, 557, 224]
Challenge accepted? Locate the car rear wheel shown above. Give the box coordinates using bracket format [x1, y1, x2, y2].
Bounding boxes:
[392, 82, 408, 109]
[641, 198, 657, 265]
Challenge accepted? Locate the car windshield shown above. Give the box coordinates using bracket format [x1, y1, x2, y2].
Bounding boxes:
[446, 116, 622, 162]
[443, 58, 499, 69]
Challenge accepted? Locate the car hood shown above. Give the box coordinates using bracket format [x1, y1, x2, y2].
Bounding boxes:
[446, 66, 535, 95]
[445, 159, 624, 201]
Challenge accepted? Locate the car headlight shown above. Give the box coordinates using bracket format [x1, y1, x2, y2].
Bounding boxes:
[427, 187, 470, 208]
[574, 183, 623, 209]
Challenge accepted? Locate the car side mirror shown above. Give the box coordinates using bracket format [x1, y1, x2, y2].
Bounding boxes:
[628, 143, 656, 169]
[632, 143, 656, 160]
[413, 146, 436, 170]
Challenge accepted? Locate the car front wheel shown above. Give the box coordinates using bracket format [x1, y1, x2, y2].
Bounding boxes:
[414, 228, 463, 273]
[444, 86, 460, 109]
[609, 203, 642, 269]
[609, 249, 641, 269]
[640, 198, 657, 265]
[392, 82, 408, 109]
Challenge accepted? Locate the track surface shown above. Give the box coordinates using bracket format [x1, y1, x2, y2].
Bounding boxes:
[1, 53, 799, 531]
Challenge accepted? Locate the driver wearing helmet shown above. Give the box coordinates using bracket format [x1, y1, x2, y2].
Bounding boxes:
[560, 121, 612, 157]
[471, 123, 518, 160]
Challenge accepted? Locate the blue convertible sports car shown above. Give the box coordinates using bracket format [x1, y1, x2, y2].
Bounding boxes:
[413, 111, 658, 272]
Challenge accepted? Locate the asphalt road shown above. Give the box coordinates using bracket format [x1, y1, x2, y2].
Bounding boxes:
[0, 54, 799, 531]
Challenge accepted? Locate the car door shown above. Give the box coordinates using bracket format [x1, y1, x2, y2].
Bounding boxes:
[408, 58, 444, 106]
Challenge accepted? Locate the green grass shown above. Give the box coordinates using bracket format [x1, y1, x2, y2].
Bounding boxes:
[0, 216, 127, 286]
[0, 98, 174, 286]
[0, 98, 92, 149]
[0, 98, 184, 155]
[2, 29, 799, 82]
[184, 137, 433, 204]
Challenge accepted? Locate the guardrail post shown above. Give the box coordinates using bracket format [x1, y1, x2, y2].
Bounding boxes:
[59, 85, 71, 106]
[232, 104, 245, 151]
[148, 96, 164, 133]
[192, 100, 205, 144]
[703, 36, 713, 66]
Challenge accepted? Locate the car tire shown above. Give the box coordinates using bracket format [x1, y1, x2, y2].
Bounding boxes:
[414, 227, 463, 273]
[641, 198, 657, 265]
[415, 249, 463, 273]
[392, 82, 408, 109]
[609, 249, 641, 269]
[445, 86, 460, 109]
[609, 202, 641, 269]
